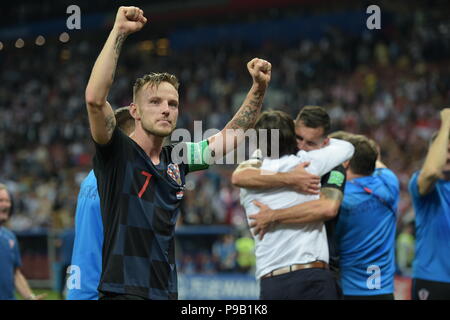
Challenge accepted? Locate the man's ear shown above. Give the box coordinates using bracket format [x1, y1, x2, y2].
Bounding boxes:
[343, 160, 350, 169]
[130, 103, 141, 121]
[322, 137, 330, 147]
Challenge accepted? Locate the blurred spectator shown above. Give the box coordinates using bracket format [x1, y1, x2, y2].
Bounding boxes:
[396, 222, 415, 277]
[235, 231, 256, 274]
[197, 252, 217, 275]
[180, 254, 197, 275]
[212, 234, 237, 273]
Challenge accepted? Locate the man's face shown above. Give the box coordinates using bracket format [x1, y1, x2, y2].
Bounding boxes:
[133, 82, 179, 138]
[0, 189, 11, 226]
[295, 121, 329, 151]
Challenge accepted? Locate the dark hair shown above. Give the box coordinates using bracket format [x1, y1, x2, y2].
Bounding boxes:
[295, 106, 331, 136]
[133, 72, 179, 102]
[254, 110, 298, 158]
[346, 135, 378, 176]
[114, 106, 134, 135]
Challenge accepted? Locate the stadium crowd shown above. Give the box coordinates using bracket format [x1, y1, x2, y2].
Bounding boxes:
[0, 4, 449, 275]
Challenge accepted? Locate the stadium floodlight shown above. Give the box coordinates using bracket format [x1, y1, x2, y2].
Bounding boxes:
[61, 49, 71, 60]
[35, 36, 46, 46]
[156, 38, 169, 56]
[157, 38, 169, 49]
[15, 38, 25, 48]
[59, 32, 70, 43]
[139, 40, 154, 52]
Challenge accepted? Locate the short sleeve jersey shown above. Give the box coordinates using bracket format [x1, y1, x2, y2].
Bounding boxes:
[409, 171, 450, 283]
[0, 227, 21, 300]
[67, 170, 103, 300]
[93, 127, 209, 300]
[336, 168, 399, 296]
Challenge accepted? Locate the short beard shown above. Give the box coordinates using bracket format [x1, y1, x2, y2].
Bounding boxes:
[142, 125, 173, 138]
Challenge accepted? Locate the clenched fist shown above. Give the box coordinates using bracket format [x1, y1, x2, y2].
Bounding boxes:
[247, 58, 272, 88]
[440, 108, 450, 125]
[114, 6, 147, 35]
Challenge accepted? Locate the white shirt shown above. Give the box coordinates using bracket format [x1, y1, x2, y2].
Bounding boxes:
[240, 138, 354, 279]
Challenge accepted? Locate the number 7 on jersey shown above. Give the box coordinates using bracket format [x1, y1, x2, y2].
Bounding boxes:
[138, 171, 152, 198]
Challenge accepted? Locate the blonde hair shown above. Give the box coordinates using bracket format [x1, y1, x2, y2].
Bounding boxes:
[133, 73, 179, 102]
[329, 130, 354, 140]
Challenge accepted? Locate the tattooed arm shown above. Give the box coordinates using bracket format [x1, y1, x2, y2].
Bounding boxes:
[85, 6, 147, 144]
[232, 160, 320, 194]
[207, 58, 272, 158]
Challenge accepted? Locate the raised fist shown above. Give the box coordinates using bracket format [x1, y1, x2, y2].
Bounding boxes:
[247, 58, 272, 88]
[114, 6, 147, 35]
[440, 108, 450, 124]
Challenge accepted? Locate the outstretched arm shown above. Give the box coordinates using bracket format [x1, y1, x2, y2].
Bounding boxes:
[232, 161, 320, 194]
[207, 58, 271, 158]
[418, 108, 450, 195]
[85, 6, 147, 145]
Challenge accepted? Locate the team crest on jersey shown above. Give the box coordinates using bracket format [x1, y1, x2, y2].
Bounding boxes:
[167, 163, 182, 186]
[176, 191, 184, 200]
[9, 239, 14, 249]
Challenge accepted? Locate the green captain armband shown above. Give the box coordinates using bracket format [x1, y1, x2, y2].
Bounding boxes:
[185, 140, 212, 172]
[326, 170, 345, 187]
